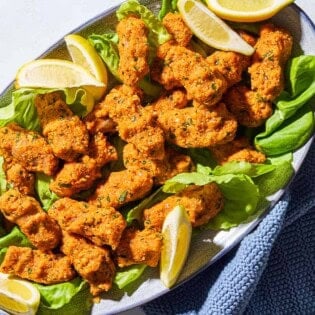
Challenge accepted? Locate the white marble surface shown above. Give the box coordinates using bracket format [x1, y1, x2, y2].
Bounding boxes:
[0, 1, 313, 315]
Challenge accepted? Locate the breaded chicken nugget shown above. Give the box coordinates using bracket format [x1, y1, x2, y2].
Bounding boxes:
[249, 23, 293, 101]
[157, 45, 227, 106]
[209, 137, 266, 165]
[115, 227, 162, 267]
[35, 92, 89, 161]
[224, 84, 273, 127]
[117, 15, 149, 86]
[84, 103, 117, 135]
[124, 144, 193, 185]
[50, 133, 117, 197]
[89, 169, 153, 209]
[206, 51, 251, 88]
[157, 102, 237, 148]
[0, 124, 58, 176]
[50, 156, 101, 197]
[248, 61, 284, 102]
[0, 189, 61, 250]
[61, 231, 115, 296]
[143, 183, 224, 231]
[0, 246, 75, 284]
[151, 89, 189, 111]
[252, 23, 293, 66]
[103, 85, 166, 160]
[162, 12, 192, 47]
[88, 132, 118, 167]
[49, 198, 126, 249]
[3, 159, 35, 195]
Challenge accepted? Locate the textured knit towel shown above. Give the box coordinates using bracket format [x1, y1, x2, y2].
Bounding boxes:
[143, 140, 315, 315]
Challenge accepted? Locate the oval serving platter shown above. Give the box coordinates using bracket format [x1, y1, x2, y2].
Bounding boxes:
[0, 1, 314, 314]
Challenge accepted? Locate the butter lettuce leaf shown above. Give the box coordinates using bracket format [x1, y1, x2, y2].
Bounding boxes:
[0, 226, 33, 263]
[254, 153, 294, 197]
[34, 278, 92, 315]
[0, 226, 32, 250]
[35, 173, 59, 211]
[158, 0, 178, 20]
[255, 55, 315, 154]
[163, 171, 260, 230]
[0, 88, 94, 131]
[255, 104, 314, 156]
[114, 264, 147, 289]
[0, 156, 8, 195]
[88, 33, 120, 80]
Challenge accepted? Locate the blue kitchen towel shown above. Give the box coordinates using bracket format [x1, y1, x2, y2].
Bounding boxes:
[143, 140, 315, 315]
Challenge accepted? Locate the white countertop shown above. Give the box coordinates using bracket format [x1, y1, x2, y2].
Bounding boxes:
[0, 1, 314, 315]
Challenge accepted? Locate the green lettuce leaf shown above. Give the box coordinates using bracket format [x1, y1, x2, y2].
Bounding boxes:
[34, 278, 92, 314]
[0, 226, 32, 249]
[255, 55, 315, 153]
[212, 161, 276, 178]
[0, 226, 33, 263]
[0, 88, 94, 131]
[158, 0, 178, 20]
[114, 264, 147, 289]
[0, 156, 8, 195]
[35, 173, 59, 211]
[187, 148, 217, 169]
[88, 33, 120, 80]
[163, 171, 260, 230]
[255, 104, 314, 156]
[205, 174, 260, 229]
[162, 157, 289, 230]
[254, 153, 294, 197]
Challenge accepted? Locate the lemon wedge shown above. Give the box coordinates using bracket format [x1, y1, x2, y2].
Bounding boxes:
[206, 0, 294, 22]
[0, 273, 40, 315]
[64, 34, 108, 100]
[177, 0, 255, 55]
[160, 205, 192, 288]
[15, 59, 106, 99]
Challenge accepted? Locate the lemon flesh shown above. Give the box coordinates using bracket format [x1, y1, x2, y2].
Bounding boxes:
[207, 0, 294, 22]
[178, 0, 254, 55]
[0, 273, 40, 315]
[160, 205, 192, 288]
[65, 34, 108, 100]
[15, 59, 105, 96]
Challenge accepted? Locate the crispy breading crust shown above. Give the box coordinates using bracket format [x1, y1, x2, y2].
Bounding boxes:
[89, 169, 153, 209]
[49, 198, 126, 249]
[115, 227, 162, 267]
[0, 246, 75, 284]
[61, 231, 115, 296]
[0, 123, 58, 176]
[209, 137, 266, 165]
[0, 189, 61, 250]
[117, 15, 149, 86]
[157, 103, 237, 148]
[35, 92, 89, 162]
[143, 183, 224, 231]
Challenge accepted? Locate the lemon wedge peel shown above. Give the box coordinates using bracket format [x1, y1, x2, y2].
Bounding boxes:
[160, 205, 192, 288]
[177, 0, 255, 56]
[0, 273, 40, 315]
[64, 34, 108, 100]
[15, 59, 105, 93]
[206, 0, 294, 22]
